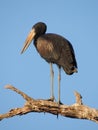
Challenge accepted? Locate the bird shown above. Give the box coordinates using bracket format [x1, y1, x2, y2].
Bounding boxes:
[21, 22, 78, 104]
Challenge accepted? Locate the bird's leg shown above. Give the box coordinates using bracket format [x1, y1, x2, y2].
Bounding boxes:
[58, 67, 62, 104]
[50, 63, 55, 101]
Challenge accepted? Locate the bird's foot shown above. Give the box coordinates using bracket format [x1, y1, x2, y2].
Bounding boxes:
[47, 96, 55, 102]
[56, 101, 63, 118]
[57, 100, 63, 105]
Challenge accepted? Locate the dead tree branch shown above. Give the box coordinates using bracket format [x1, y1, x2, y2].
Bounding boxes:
[0, 85, 98, 123]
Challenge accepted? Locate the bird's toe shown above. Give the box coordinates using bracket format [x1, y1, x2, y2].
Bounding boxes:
[47, 97, 55, 102]
[57, 100, 63, 105]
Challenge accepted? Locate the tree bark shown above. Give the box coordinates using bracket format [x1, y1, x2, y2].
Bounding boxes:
[0, 85, 98, 123]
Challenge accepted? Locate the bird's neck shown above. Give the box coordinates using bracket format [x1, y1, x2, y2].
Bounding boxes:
[33, 39, 37, 48]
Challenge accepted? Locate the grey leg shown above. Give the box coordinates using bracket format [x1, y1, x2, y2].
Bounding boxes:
[58, 67, 61, 104]
[50, 63, 54, 101]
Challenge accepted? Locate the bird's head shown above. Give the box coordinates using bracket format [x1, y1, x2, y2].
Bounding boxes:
[21, 22, 47, 54]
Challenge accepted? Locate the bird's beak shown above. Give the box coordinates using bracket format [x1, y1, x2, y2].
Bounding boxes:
[21, 28, 36, 54]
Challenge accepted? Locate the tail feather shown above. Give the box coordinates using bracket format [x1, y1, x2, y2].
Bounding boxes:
[63, 66, 78, 75]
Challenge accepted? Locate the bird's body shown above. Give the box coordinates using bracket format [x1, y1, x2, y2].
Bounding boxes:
[21, 22, 77, 104]
[35, 33, 77, 75]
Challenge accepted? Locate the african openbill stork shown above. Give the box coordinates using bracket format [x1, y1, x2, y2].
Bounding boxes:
[21, 22, 77, 104]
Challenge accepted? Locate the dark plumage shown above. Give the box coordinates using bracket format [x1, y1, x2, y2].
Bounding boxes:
[36, 33, 77, 75]
[21, 22, 77, 104]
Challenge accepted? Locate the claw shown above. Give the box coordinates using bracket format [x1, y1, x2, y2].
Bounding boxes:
[47, 97, 55, 102]
[57, 100, 63, 105]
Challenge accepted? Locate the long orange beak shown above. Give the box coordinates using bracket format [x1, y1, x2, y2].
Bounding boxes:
[21, 28, 36, 54]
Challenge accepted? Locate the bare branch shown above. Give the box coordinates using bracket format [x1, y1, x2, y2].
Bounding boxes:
[74, 91, 83, 105]
[0, 85, 98, 123]
[5, 85, 34, 101]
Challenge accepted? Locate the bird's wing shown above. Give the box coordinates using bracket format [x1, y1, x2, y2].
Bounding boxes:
[36, 33, 77, 70]
[36, 35, 61, 63]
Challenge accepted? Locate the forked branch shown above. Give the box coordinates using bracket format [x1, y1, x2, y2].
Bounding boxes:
[0, 85, 98, 123]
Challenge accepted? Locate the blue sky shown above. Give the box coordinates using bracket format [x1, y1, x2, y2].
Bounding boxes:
[0, 0, 98, 129]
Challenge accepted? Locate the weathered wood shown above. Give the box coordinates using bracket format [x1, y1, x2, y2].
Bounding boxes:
[0, 85, 98, 123]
